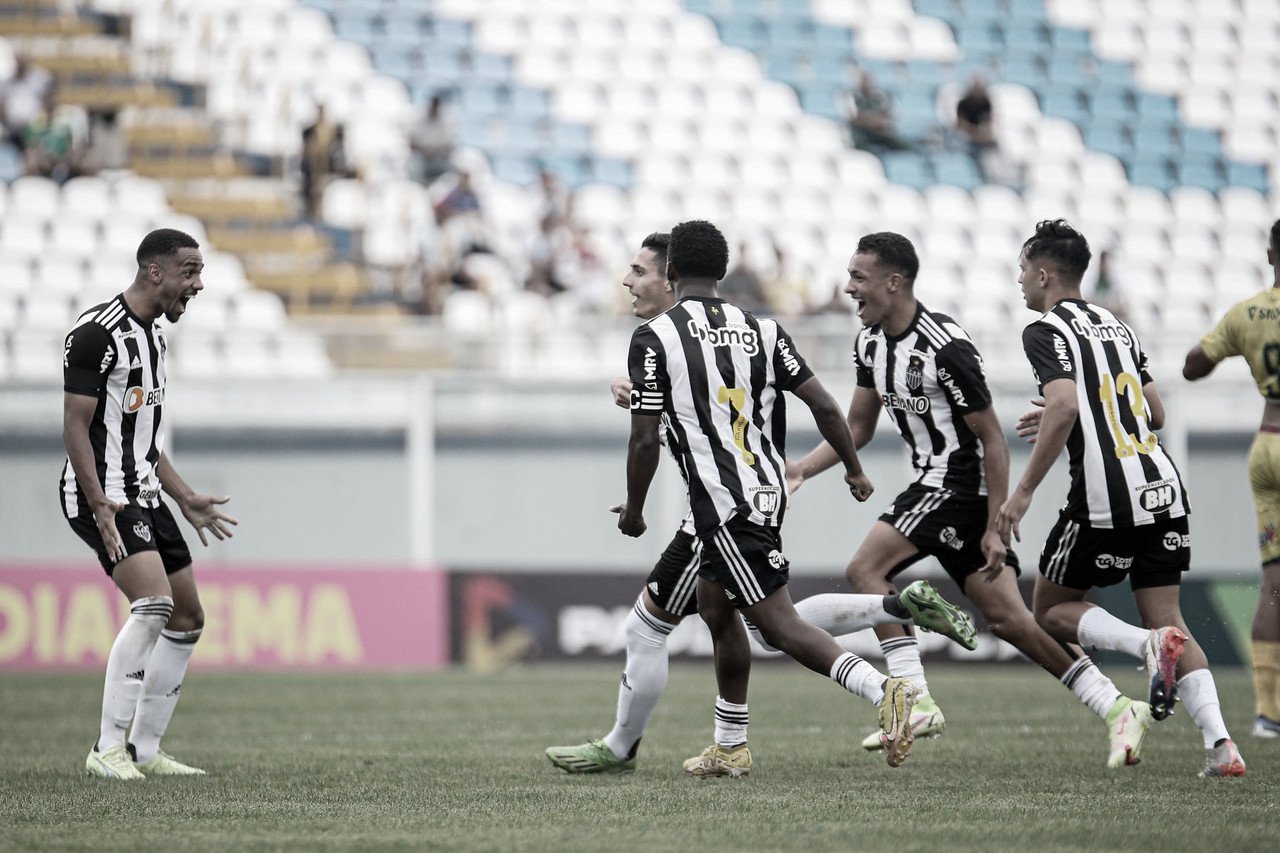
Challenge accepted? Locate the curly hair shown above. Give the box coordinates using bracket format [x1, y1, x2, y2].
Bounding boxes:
[1022, 219, 1091, 280]
[855, 232, 919, 282]
[640, 231, 670, 273]
[668, 220, 729, 281]
[136, 228, 200, 266]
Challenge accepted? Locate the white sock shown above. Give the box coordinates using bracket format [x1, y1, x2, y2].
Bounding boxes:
[603, 598, 676, 760]
[881, 636, 929, 696]
[830, 652, 888, 706]
[1061, 656, 1122, 719]
[796, 593, 908, 636]
[743, 619, 776, 653]
[130, 628, 201, 763]
[1178, 669, 1231, 749]
[1076, 607, 1149, 659]
[98, 596, 172, 751]
[713, 696, 749, 748]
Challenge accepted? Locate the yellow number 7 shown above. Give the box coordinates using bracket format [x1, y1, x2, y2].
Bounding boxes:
[717, 385, 756, 465]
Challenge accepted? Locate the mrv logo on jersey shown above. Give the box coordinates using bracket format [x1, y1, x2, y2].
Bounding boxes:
[686, 320, 759, 355]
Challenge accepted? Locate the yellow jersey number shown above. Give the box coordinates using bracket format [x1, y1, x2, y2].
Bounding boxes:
[1098, 371, 1158, 459]
[717, 385, 756, 465]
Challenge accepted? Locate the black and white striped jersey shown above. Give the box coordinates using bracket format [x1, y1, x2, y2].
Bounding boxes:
[1022, 298, 1190, 528]
[854, 303, 994, 494]
[628, 296, 814, 535]
[60, 295, 170, 518]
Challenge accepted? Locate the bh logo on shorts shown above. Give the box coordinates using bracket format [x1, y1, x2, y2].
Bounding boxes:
[1162, 532, 1191, 551]
[133, 521, 152, 543]
[1095, 554, 1134, 569]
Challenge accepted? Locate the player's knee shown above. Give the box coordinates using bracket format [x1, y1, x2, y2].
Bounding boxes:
[168, 606, 204, 632]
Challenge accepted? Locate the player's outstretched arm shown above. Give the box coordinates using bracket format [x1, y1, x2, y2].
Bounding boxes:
[157, 451, 238, 546]
[1182, 343, 1217, 382]
[963, 405, 1010, 573]
[790, 386, 880, 494]
[792, 376, 873, 501]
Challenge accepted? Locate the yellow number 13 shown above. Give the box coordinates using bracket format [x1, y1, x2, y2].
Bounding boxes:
[1098, 372, 1158, 459]
[717, 385, 756, 465]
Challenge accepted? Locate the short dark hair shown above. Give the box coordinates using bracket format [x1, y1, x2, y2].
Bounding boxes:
[1022, 219, 1091, 280]
[856, 232, 919, 282]
[1270, 218, 1279, 254]
[668, 220, 728, 281]
[640, 231, 670, 273]
[137, 228, 199, 266]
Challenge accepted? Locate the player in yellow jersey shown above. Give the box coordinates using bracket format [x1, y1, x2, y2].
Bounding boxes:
[1184, 218, 1280, 739]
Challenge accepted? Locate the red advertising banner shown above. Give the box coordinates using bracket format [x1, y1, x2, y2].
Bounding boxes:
[0, 564, 450, 670]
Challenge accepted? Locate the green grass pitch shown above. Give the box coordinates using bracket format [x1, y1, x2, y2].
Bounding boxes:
[1, 663, 1274, 851]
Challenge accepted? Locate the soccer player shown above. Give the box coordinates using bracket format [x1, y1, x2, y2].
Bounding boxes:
[996, 219, 1245, 777]
[546, 232, 756, 777]
[616, 219, 921, 768]
[784, 232, 1149, 768]
[63, 228, 237, 780]
[1182, 217, 1280, 739]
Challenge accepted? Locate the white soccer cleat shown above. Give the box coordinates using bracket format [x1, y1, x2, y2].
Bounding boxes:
[134, 750, 206, 776]
[862, 693, 944, 751]
[86, 745, 145, 781]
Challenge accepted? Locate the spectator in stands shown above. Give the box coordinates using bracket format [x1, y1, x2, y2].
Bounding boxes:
[300, 104, 342, 219]
[535, 166, 570, 230]
[954, 73, 998, 179]
[720, 240, 770, 315]
[552, 223, 614, 312]
[0, 52, 53, 146]
[79, 108, 129, 175]
[763, 242, 809, 318]
[409, 93, 456, 184]
[22, 84, 86, 183]
[1087, 250, 1128, 322]
[844, 70, 908, 153]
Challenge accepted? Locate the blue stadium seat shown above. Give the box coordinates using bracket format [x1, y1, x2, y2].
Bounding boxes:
[1126, 155, 1176, 193]
[914, 0, 958, 22]
[470, 54, 511, 85]
[954, 23, 1003, 55]
[957, 0, 1005, 24]
[549, 123, 591, 155]
[490, 154, 539, 186]
[1179, 127, 1222, 156]
[589, 157, 633, 187]
[1039, 90, 1087, 125]
[373, 46, 417, 81]
[538, 152, 590, 186]
[1226, 162, 1270, 193]
[1001, 56, 1048, 87]
[430, 18, 472, 49]
[931, 152, 983, 191]
[1002, 21, 1051, 52]
[1084, 124, 1134, 160]
[1086, 89, 1134, 123]
[509, 87, 550, 119]
[800, 84, 842, 121]
[1175, 156, 1226, 192]
[717, 20, 767, 50]
[1007, 0, 1048, 20]
[882, 152, 933, 189]
[420, 51, 466, 89]
[1045, 54, 1090, 87]
[1094, 60, 1134, 87]
[331, 13, 376, 43]
[1135, 93, 1178, 124]
[814, 24, 854, 52]
[1046, 27, 1091, 52]
[458, 85, 503, 117]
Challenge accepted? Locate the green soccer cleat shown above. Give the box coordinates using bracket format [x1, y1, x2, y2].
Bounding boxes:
[878, 677, 920, 768]
[898, 580, 978, 651]
[1105, 697, 1154, 768]
[862, 693, 945, 750]
[85, 745, 146, 781]
[545, 739, 636, 774]
[682, 744, 752, 778]
[134, 750, 206, 776]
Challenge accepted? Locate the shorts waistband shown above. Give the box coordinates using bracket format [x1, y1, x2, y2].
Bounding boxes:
[1261, 425, 1280, 434]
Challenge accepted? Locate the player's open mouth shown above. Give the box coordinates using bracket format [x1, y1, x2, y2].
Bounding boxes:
[854, 298, 866, 316]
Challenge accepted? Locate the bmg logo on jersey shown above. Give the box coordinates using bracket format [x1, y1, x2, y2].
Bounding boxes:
[751, 487, 782, 516]
[1138, 482, 1176, 512]
[1162, 532, 1191, 551]
[124, 386, 165, 413]
[686, 319, 759, 355]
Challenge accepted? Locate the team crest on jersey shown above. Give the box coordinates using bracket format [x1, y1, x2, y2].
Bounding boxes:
[133, 521, 152, 542]
[905, 354, 925, 390]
